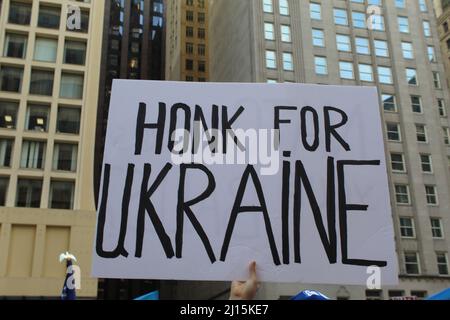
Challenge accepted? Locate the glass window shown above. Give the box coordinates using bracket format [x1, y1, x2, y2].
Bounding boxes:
[0, 101, 18, 129]
[358, 64, 373, 82]
[395, 0, 405, 8]
[437, 253, 449, 275]
[67, 10, 89, 33]
[26, 104, 49, 131]
[416, 124, 427, 143]
[370, 14, 385, 31]
[444, 127, 450, 145]
[399, 217, 415, 238]
[431, 218, 443, 238]
[404, 252, 420, 275]
[0, 178, 8, 206]
[425, 185, 438, 205]
[401, 42, 414, 59]
[387, 123, 400, 141]
[423, 21, 431, 37]
[395, 184, 410, 204]
[186, 26, 193, 37]
[64, 41, 86, 65]
[29, 69, 54, 96]
[420, 154, 432, 173]
[433, 72, 441, 89]
[8, 2, 32, 25]
[419, 0, 427, 12]
[374, 40, 389, 57]
[314, 56, 328, 75]
[310, 3, 321, 20]
[411, 96, 422, 113]
[49, 181, 75, 209]
[34, 38, 58, 62]
[60, 73, 84, 99]
[264, 23, 274, 40]
[263, 0, 273, 13]
[428, 46, 436, 62]
[20, 140, 46, 169]
[198, 61, 206, 72]
[312, 29, 324, 47]
[352, 11, 366, 29]
[355, 37, 370, 55]
[334, 8, 348, 26]
[391, 153, 405, 172]
[378, 67, 393, 84]
[16, 179, 42, 208]
[3, 33, 28, 59]
[38, 5, 61, 29]
[279, 0, 289, 15]
[0, 139, 13, 167]
[283, 52, 293, 71]
[281, 25, 291, 42]
[438, 99, 446, 117]
[0, 66, 23, 93]
[266, 50, 276, 69]
[406, 68, 417, 85]
[336, 34, 351, 52]
[398, 16, 410, 33]
[339, 61, 354, 79]
[382, 94, 396, 112]
[53, 143, 77, 172]
[57, 107, 80, 134]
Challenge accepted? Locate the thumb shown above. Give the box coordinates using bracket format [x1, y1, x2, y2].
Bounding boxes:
[249, 261, 257, 282]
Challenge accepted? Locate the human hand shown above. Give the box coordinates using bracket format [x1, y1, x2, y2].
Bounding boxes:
[229, 261, 260, 300]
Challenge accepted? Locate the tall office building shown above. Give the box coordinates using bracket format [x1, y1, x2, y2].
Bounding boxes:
[436, 0, 450, 89]
[0, 0, 104, 298]
[94, 0, 165, 299]
[210, 0, 450, 299]
[165, 0, 209, 81]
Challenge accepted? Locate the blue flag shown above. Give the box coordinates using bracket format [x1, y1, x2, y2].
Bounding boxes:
[134, 291, 159, 300]
[61, 260, 77, 300]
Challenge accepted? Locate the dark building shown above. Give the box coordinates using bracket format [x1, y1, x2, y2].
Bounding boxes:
[94, 0, 165, 300]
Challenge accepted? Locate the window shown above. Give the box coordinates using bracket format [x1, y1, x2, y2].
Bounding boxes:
[359, 64, 373, 82]
[186, 59, 193, 70]
[336, 34, 351, 52]
[314, 57, 327, 75]
[57, 107, 80, 134]
[433, 72, 441, 89]
[391, 153, 405, 172]
[264, 23, 275, 40]
[60, 73, 84, 99]
[3, 33, 27, 59]
[310, 3, 321, 20]
[411, 96, 422, 113]
[438, 99, 446, 117]
[428, 46, 436, 62]
[352, 12, 366, 29]
[198, 44, 206, 56]
[38, 5, 61, 29]
[374, 40, 389, 57]
[185, 43, 193, 55]
[0, 66, 23, 92]
[67, 10, 89, 33]
[401, 42, 414, 59]
[26, 104, 49, 132]
[419, 0, 427, 12]
[370, 14, 385, 31]
[431, 218, 444, 239]
[334, 9, 348, 26]
[279, 0, 289, 15]
[355, 37, 370, 55]
[0, 139, 13, 167]
[406, 68, 417, 85]
[185, 76, 194, 82]
[198, 28, 205, 39]
[395, 184, 410, 204]
[8, 2, 31, 25]
[378, 67, 393, 84]
[0, 178, 8, 206]
[425, 185, 438, 205]
[186, 10, 193, 21]
[34, 38, 58, 62]
[16, 179, 42, 208]
[423, 21, 431, 37]
[365, 290, 383, 301]
[263, 0, 273, 13]
[198, 61, 206, 72]
[49, 181, 74, 209]
[399, 217, 415, 238]
[420, 154, 433, 173]
[312, 29, 324, 47]
[404, 252, 420, 275]
[437, 253, 449, 275]
[30, 69, 54, 96]
[398, 16, 410, 33]
[339, 62, 354, 80]
[389, 290, 405, 299]
[283, 53, 293, 71]
[53, 143, 77, 172]
[395, 0, 405, 8]
[64, 41, 86, 65]
[198, 12, 205, 24]
[411, 291, 427, 300]
[382, 94, 397, 112]
[281, 25, 291, 42]
[444, 127, 450, 145]
[266, 50, 276, 69]
[186, 26, 193, 37]
[416, 124, 427, 143]
[20, 140, 46, 169]
[0, 101, 18, 129]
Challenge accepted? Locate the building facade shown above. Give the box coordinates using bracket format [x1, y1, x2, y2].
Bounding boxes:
[0, 0, 104, 298]
[436, 0, 450, 90]
[165, 0, 209, 81]
[210, 0, 450, 299]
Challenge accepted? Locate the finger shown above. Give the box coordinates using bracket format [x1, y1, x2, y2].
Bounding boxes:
[249, 261, 257, 282]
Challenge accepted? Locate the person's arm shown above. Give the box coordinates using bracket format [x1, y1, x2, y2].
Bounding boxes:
[229, 261, 260, 300]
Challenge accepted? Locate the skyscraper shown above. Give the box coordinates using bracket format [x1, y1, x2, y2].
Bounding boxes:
[209, 0, 450, 300]
[0, 0, 104, 298]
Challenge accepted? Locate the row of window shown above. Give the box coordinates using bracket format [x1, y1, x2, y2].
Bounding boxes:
[0, 66, 84, 99]
[399, 217, 444, 239]
[186, 26, 206, 39]
[185, 59, 207, 72]
[0, 101, 81, 134]
[0, 177, 75, 210]
[394, 183, 439, 206]
[386, 122, 450, 146]
[4, 33, 87, 65]
[185, 43, 206, 56]
[7, 1, 89, 33]
[185, 10, 206, 24]
[186, 0, 205, 9]
[402, 251, 448, 276]
[0, 138, 78, 173]
[390, 153, 436, 174]
[381, 93, 446, 116]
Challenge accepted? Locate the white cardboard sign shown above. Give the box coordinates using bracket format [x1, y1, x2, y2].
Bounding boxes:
[92, 80, 398, 285]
